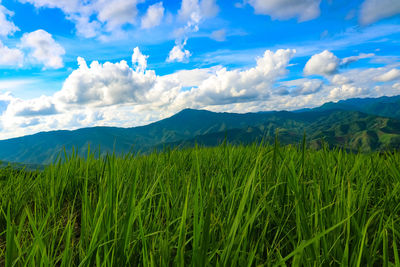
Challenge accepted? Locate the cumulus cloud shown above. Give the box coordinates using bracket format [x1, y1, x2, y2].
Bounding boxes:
[331, 74, 352, 85]
[360, 0, 400, 25]
[7, 95, 58, 117]
[164, 66, 222, 87]
[18, 0, 144, 38]
[329, 84, 369, 99]
[20, 30, 66, 69]
[324, 65, 400, 101]
[0, 3, 19, 37]
[55, 53, 156, 107]
[0, 41, 24, 67]
[179, 49, 296, 106]
[167, 40, 191, 62]
[168, 0, 219, 63]
[96, 0, 143, 32]
[178, 0, 218, 21]
[141, 2, 164, 29]
[282, 78, 323, 96]
[246, 0, 321, 22]
[374, 69, 400, 82]
[304, 50, 340, 76]
[70, 15, 102, 38]
[132, 46, 149, 72]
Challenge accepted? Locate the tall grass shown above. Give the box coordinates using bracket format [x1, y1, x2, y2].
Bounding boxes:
[1, 142, 400, 266]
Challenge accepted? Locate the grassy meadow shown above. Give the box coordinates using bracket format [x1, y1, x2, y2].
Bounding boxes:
[1, 141, 400, 266]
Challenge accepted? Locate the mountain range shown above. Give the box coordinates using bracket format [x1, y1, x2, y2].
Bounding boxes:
[1, 95, 400, 165]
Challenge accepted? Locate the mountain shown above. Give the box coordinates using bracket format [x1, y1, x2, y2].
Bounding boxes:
[298, 95, 400, 120]
[1, 95, 400, 165]
[160, 110, 400, 152]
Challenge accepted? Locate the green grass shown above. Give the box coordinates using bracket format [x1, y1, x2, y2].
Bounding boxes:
[1, 142, 400, 266]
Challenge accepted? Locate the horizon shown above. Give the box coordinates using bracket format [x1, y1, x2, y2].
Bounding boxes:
[1, 0, 400, 140]
[0, 93, 398, 141]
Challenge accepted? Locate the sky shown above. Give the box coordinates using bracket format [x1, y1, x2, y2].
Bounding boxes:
[0, 0, 400, 139]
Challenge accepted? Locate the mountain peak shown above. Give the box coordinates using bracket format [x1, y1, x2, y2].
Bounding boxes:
[173, 108, 214, 118]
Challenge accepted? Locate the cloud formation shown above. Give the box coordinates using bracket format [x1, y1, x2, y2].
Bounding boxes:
[178, 49, 296, 106]
[167, 40, 191, 62]
[10, 96, 58, 117]
[54, 55, 156, 106]
[0, 41, 24, 67]
[0, 3, 19, 37]
[359, 0, 400, 25]
[341, 53, 375, 65]
[141, 2, 164, 29]
[329, 84, 369, 99]
[210, 29, 226, 42]
[375, 69, 400, 82]
[167, 0, 219, 63]
[178, 0, 218, 21]
[304, 50, 340, 76]
[246, 0, 321, 22]
[18, 0, 145, 38]
[132, 46, 149, 72]
[282, 78, 323, 96]
[21, 30, 65, 69]
[1, 47, 400, 140]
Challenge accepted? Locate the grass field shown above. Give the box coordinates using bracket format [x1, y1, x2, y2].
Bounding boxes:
[1, 141, 400, 266]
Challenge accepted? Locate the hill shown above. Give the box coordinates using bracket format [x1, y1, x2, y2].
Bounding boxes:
[1, 95, 400, 164]
[299, 94, 400, 119]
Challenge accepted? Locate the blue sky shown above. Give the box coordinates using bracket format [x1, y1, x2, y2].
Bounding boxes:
[0, 0, 400, 139]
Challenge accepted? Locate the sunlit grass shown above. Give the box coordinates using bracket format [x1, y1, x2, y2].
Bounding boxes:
[1, 141, 400, 266]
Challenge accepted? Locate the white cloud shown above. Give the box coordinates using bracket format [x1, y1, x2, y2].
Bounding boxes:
[282, 78, 323, 96]
[3, 47, 400, 140]
[331, 74, 352, 85]
[0, 92, 13, 114]
[70, 14, 102, 38]
[141, 2, 164, 29]
[178, 0, 218, 21]
[55, 53, 156, 107]
[18, 0, 144, 38]
[341, 53, 375, 65]
[375, 69, 400, 82]
[0, 3, 19, 37]
[18, 0, 81, 13]
[0, 41, 24, 67]
[5, 95, 57, 117]
[360, 0, 400, 25]
[169, 0, 218, 63]
[20, 30, 66, 69]
[210, 29, 226, 41]
[95, 0, 143, 32]
[180, 49, 296, 106]
[165, 66, 222, 87]
[167, 40, 191, 62]
[329, 84, 369, 99]
[246, 0, 321, 22]
[132, 46, 149, 72]
[199, 0, 219, 18]
[304, 50, 340, 76]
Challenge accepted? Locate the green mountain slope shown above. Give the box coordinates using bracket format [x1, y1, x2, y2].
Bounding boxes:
[300, 95, 400, 119]
[1, 95, 400, 164]
[162, 110, 400, 152]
